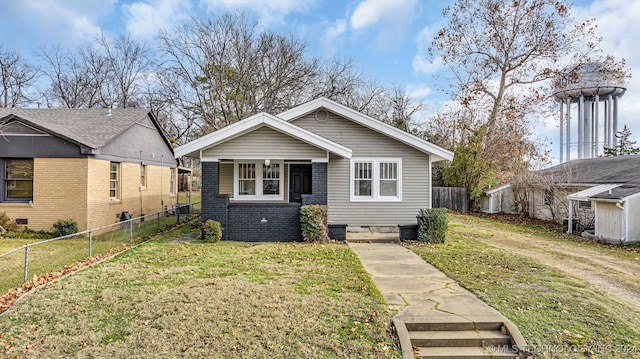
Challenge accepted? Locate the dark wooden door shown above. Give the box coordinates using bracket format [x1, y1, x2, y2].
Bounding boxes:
[289, 164, 312, 203]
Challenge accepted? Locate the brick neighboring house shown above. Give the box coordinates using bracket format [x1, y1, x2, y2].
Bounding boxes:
[0, 108, 178, 232]
[175, 97, 453, 241]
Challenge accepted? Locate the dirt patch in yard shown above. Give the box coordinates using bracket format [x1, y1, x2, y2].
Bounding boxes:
[457, 214, 640, 310]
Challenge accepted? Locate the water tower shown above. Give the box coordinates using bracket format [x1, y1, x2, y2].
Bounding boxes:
[553, 62, 626, 162]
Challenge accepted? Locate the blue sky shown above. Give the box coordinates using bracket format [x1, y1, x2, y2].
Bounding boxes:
[1, 0, 639, 163]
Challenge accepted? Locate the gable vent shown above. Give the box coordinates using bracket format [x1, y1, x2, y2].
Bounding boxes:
[315, 109, 329, 122]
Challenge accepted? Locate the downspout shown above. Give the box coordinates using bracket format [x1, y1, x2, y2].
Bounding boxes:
[616, 200, 627, 243]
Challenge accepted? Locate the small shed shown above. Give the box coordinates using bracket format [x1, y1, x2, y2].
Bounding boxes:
[480, 183, 516, 214]
[590, 185, 640, 244]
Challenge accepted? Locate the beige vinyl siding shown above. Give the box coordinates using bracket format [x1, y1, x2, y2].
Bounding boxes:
[202, 126, 327, 160]
[293, 112, 430, 226]
[219, 163, 234, 195]
[595, 201, 623, 240]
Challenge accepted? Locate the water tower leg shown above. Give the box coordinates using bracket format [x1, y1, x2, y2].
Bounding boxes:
[585, 100, 592, 159]
[578, 95, 584, 159]
[566, 98, 571, 161]
[594, 94, 599, 156]
[613, 96, 619, 145]
[559, 101, 564, 163]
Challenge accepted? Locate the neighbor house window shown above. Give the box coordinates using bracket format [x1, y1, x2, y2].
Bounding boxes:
[351, 158, 402, 201]
[169, 168, 175, 195]
[579, 200, 592, 210]
[543, 189, 554, 206]
[234, 161, 284, 200]
[4, 159, 33, 201]
[140, 164, 147, 187]
[110, 162, 120, 199]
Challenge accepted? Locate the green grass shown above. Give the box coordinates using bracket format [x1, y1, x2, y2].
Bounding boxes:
[0, 226, 400, 358]
[0, 215, 184, 293]
[406, 214, 640, 359]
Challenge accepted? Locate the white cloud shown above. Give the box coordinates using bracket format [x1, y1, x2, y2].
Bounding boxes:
[5, 1, 112, 46]
[201, 0, 317, 25]
[123, 0, 193, 39]
[407, 84, 432, 99]
[412, 25, 444, 75]
[350, 0, 418, 30]
[320, 19, 347, 55]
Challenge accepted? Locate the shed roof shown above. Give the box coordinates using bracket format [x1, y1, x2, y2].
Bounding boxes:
[589, 184, 640, 201]
[0, 108, 159, 149]
[567, 184, 622, 201]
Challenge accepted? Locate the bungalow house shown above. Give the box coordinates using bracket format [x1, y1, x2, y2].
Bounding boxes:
[480, 155, 640, 243]
[0, 108, 178, 232]
[174, 97, 454, 241]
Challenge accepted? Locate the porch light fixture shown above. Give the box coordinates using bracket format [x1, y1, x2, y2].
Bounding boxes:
[264, 159, 270, 166]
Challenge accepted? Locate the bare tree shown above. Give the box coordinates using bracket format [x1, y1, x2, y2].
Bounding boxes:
[156, 12, 320, 132]
[37, 45, 99, 108]
[0, 46, 38, 108]
[428, 0, 599, 205]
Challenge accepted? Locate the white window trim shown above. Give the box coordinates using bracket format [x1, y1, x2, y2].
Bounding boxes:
[233, 160, 284, 201]
[350, 158, 402, 202]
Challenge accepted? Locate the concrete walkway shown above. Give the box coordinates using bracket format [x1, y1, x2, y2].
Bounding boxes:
[348, 242, 527, 358]
[348, 242, 505, 319]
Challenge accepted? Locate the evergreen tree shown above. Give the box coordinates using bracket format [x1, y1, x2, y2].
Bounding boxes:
[603, 125, 640, 156]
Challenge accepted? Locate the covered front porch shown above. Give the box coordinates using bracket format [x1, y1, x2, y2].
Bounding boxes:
[202, 160, 329, 241]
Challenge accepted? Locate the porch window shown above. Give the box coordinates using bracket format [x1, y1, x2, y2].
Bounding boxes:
[238, 163, 256, 195]
[234, 161, 284, 200]
[110, 162, 120, 199]
[351, 158, 402, 201]
[4, 159, 33, 201]
[262, 163, 280, 195]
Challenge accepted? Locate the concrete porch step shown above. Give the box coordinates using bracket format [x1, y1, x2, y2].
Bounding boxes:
[415, 345, 518, 358]
[410, 329, 511, 347]
[405, 320, 505, 332]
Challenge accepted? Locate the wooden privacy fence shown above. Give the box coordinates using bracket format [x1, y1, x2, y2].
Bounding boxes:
[432, 187, 468, 213]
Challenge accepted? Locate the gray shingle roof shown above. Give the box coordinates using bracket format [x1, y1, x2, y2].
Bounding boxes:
[590, 184, 640, 200]
[539, 155, 640, 186]
[0, 108, 152, 149]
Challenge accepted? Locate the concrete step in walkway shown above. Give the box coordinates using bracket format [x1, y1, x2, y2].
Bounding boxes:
[348, 243, 526, 359]
[346, 231, 399, 243]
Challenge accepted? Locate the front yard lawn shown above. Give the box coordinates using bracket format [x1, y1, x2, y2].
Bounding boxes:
[0, 225, 400, 358]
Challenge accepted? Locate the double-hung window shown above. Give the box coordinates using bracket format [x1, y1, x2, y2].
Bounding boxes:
[169, 168, 176, 195]
[235, 161, 283, 200]
[351, 158, 401, 201]
[109, 162, 120, 199]
[4, 159, 33, 202]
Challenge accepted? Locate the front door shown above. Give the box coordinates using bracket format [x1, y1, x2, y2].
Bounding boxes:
[289, 164, 312, 203]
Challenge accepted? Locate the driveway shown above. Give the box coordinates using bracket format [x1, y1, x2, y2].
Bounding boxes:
[457, 216, 640, 309]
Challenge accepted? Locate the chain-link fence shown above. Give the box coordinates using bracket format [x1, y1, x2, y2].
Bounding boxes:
[0, 203, 200, 294]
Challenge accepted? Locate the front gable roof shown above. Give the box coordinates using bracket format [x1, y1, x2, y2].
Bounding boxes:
[174, 112, 352, 159]
[0, 108, 170, 151]
[277, 97, 454, 162]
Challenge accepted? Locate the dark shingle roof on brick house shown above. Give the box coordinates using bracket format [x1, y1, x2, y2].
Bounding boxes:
[0, 108, 161, 149]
